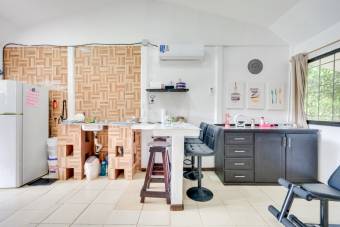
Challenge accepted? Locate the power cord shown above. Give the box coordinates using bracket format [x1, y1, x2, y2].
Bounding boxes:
[2, 40, 158, 78]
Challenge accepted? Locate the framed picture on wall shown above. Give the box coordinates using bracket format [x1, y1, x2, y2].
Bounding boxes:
[267, 83, 285, 110]
[226, 81, 245, 109]
[246, 82, 265, 109]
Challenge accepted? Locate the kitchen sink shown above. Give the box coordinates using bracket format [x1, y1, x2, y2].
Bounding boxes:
[81, 124, 103, 132]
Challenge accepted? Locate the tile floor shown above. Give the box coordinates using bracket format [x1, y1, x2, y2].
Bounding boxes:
[0, 171, 339, 227]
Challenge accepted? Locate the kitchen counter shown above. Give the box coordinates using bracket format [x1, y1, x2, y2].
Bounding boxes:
[215, 127, 319, 185]
[220, 126, 318, 134]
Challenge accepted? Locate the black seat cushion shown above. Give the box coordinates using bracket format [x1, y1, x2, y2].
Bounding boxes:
[185, 122, 208, 144]
[204, 125, 216, 150]
[185, 138, 204, 144]
[199, 122, 208, 141]
[328, 166, 340, 191]
[302, 183, 340, 201]
[185, 143, 214, 156]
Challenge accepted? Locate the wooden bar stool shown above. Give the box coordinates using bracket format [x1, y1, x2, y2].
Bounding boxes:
[140, 137, 171, 204]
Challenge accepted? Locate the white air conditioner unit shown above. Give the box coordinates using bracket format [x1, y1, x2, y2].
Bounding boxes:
[159, 44, 204, 61]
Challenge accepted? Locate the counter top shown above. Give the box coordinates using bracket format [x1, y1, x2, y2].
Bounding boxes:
[219, 126, 318, 133]
[61, 121, 134, 126]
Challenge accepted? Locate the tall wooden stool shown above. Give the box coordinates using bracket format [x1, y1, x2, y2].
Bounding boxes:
[140, 137, 171, 204]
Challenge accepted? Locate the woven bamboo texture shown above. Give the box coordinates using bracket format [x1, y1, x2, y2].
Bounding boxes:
[108, 126, 141, 180]
[57, 124, 94, 180]
[3, 47, 68, 137]
[74, 45, 141, 121]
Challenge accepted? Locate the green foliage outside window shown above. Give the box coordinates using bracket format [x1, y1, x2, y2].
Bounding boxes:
[305, 52, 340, 122]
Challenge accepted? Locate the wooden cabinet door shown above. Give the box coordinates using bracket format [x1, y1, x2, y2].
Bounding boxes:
[255, 133, 286, 183]
[286, 133, 318, 183]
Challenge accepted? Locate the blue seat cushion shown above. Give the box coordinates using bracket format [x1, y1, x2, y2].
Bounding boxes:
[185, 143, 214, 156]
[185, 138, 204, 144]
[302, 183, 340, 201]
[328, 166, 340, 191]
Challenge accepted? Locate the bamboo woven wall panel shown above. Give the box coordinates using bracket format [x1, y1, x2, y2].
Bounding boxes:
[108, 126, 141, 180]
[4, 47, 68, 137]
[74, 46, 141, 121]
[57, 124, 93, 180]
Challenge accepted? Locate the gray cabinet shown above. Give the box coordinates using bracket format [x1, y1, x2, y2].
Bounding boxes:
[286, 133, 318, 183]
[215, 129, 318, 184]
[223, 133, 254, 183]
[255, 133, 286, 183]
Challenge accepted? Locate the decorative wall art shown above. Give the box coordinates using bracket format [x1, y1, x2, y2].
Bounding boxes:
[267, 83, 285, 110]
[246, 82, 265, 109]
[226, 81, 245, 109]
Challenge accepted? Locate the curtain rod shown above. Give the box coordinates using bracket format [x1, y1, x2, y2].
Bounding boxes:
[307, 38, 340, 54]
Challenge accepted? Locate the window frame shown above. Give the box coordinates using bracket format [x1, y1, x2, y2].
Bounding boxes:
[306, 47, 340, 127]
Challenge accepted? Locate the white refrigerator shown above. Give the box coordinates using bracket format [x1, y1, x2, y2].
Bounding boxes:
[0, 80, 48, 188]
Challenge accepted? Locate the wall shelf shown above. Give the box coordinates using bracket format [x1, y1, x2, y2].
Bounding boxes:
[146, 88, 189, 92]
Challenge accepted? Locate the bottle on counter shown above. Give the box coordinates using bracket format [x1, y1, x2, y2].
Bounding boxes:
[224, 113, 231, 128]
[100, 159, 107, 176]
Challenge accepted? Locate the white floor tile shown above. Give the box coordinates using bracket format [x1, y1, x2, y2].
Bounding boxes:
[138, 210, 170, 226]
[93, 190, 122, 204]
[74, 203, 113, 225]
[105, 210, 140, 225]
[0, 172, 331, 227]
[65, 190, 101, 204]
[42, 203, 88, 224]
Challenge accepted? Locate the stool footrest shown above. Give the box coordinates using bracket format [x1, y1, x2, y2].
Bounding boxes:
[150, 178, 165, 183]
[141, 191, 170, 199]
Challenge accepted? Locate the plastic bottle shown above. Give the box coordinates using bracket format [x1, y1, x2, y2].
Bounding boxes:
[100, 160, 107, 176]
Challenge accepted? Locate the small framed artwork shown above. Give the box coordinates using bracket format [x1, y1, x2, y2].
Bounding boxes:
[267, 83, 285, 110]
[226, 81, 244, 109]
[246, 82, 265, 109]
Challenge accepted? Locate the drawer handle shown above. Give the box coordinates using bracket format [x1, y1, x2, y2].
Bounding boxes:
[234, 150, 246, 153]
[234, 175, 246, 178]
[234, 162, 245, 166]
[234, 137, 245, 141]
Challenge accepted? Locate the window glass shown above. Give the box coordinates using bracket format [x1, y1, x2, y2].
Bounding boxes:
[306, 50, 340, 123]
[321, 55, 334, 64]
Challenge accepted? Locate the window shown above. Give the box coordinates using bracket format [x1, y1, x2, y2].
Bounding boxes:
[305, 48, 340, 125]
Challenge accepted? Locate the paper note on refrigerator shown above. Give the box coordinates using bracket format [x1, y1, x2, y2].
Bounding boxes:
[26, 89, 40, 108]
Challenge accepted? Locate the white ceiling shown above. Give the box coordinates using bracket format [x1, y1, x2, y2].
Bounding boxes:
[0, 0, 339, 45]
[157, 0, 300, 27]
[270, 0, 340, 44]
[0, 0, 115, 27]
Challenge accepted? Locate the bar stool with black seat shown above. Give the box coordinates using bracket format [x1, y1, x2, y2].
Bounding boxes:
[184, 122, 208, 180]
[185, 125, 224, 202]
[140, 137, 171, 204]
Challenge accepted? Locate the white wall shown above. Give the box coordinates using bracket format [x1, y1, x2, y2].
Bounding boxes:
[223, 46, 290, 123]
[146, 47, 216, 125]
[291, 24, 340, 183]
[141, 46, 218, 168]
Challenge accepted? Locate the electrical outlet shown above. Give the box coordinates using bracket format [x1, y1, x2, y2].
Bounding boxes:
[148, 94, 155, 104]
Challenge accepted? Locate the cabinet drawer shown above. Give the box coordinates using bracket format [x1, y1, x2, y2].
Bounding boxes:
[225, 133, 253, 144]
[225, 170, 254, 183]
[225, 158, 253, 170]
[225, 145, 253, 157]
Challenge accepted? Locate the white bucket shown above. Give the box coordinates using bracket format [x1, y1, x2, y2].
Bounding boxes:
[84, 156, 100, 180]
[48, 158, 58, 179]
[47, 137, 58, 159]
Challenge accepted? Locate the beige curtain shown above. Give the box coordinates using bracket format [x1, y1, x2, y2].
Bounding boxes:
[290, 53, 308, 128]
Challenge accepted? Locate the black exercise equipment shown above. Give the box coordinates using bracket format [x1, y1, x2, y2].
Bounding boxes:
[268, 166, 340, 227]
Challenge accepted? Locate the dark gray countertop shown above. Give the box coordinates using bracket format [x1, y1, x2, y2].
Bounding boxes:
[215, 125, 318, 134]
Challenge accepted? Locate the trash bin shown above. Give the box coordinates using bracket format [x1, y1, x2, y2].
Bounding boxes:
[84, 156, 100, 180]
[48, 158, 58, 179]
